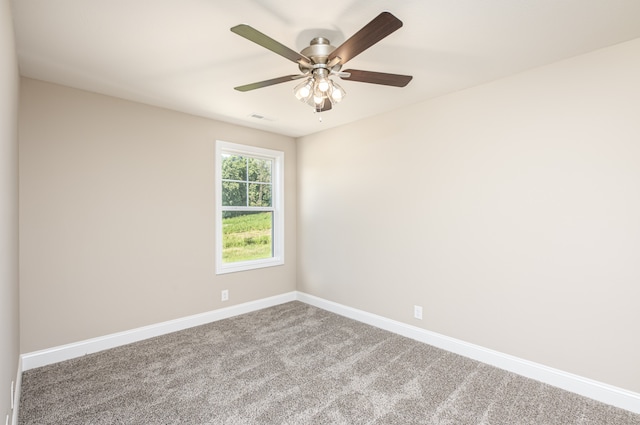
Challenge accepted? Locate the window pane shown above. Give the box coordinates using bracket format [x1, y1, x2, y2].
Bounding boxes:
[247, 157, 272, 183]
[248, 183, 272, 207]
[222, 154, 247, 181]
[222, 211, 273, 263]
[222, 181, 247, 206]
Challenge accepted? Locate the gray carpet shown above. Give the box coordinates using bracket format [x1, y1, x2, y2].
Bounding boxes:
[19, 301, 640, 424]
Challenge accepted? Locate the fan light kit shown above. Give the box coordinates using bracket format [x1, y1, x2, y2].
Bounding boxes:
[231, 12, 413, 114]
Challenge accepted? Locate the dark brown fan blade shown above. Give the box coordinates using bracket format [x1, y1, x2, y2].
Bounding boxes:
[341, 69, 412, 87]
[234, 75, 305, 92]
[231, 24, 310, 65]
[327, 12, 403, 66]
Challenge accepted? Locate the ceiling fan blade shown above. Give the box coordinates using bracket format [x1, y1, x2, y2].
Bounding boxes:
[327, 12, 403, 66]
[341, 69, 413, 87]
[231, 24, 310, 65]
[234, 75, 306, 92]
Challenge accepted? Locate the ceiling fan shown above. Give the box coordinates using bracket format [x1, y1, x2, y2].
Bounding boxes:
[230, 12, 413, 113]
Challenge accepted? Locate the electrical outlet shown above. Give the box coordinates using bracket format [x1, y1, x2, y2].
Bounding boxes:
[221, 289, 229, 302]
[414, 305, 423, 320]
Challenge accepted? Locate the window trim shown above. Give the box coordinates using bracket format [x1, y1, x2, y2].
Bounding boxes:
[215, 141, 284, 274]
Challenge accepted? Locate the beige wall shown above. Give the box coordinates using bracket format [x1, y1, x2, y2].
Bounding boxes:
[1, 0, 20, 421]
[297, 38, 640, 393]
[19, 78, 297, 353]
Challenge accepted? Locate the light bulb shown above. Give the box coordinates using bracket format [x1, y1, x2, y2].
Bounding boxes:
[313, 68, 331, 93]
[294, 78, 314, 102]
[329, 82, 346, 104]
[317, 79, 330, 92]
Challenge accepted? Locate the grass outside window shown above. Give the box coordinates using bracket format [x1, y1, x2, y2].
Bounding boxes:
[222, 211, 272, 263]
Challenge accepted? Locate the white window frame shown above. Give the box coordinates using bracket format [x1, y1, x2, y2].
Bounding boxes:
[215, 141, 284, 274]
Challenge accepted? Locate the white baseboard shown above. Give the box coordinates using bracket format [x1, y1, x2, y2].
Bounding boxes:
[296, 292, 640, 414]
[21, 291, 297, 371]
[12, 357, 21, 425]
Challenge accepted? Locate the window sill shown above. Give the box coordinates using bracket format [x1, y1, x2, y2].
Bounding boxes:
[216, 257, 284, 275]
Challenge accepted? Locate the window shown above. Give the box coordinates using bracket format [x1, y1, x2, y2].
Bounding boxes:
[215, 141, 284, 274]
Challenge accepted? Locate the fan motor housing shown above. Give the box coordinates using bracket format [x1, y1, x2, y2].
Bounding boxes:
[299, 37, 341, 73]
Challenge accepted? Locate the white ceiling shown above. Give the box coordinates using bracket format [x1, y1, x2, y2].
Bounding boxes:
[11, 0, 640, 137]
